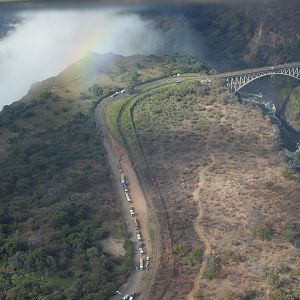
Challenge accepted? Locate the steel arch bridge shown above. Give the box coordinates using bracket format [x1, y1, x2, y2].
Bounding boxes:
[213, 62, 300, 94]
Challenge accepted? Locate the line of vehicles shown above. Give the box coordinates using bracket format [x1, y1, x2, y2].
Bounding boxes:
[119, 170, 150, 272]
[121, 293, 136, 300]
[111, 89, 126, 98]
[116, 291, 136, 300]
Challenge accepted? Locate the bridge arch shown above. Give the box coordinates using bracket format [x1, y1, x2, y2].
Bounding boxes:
[225, 65, 300, 94]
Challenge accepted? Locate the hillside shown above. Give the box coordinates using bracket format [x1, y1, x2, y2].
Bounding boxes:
[139, 1, 300, 132]
[111, 79, 300, 299]
[0, 53, 206, 299]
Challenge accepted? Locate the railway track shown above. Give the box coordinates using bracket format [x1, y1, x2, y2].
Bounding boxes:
[116, 86, 175, 299]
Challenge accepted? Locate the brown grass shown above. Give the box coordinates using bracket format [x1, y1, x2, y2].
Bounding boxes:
[132, 81, 300, 299]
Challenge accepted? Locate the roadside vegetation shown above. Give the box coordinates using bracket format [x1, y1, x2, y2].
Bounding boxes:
[106, 97, 130, 144]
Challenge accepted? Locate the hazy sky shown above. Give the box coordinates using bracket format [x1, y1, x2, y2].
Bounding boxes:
[0, 7, 200, 109]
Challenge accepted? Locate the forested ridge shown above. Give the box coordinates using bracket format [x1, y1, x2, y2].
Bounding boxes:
[0, 53, 206, 299]
[0, 87, 133, 299]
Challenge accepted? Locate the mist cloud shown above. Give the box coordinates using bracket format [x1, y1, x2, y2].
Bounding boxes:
[0, 8, 200, 109]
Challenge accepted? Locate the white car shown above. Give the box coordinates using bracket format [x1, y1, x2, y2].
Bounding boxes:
[122, 295, 129, 300]
[129, 207, 135, 216]
[139, 247, 144, 255]
[136, 233, 142, 241]
[125, 192, 131, 202]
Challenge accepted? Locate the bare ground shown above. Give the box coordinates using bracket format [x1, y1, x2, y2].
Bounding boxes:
[101, 238, 126, 257]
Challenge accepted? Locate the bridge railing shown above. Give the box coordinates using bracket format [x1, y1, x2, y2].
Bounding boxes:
[211, 62, 300, 80]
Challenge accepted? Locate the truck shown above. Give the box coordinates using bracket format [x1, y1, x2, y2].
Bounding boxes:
[139, 247, 144, 255]
[121, 175, 129, 192]
[120, 173, 125, 183]
[125, 192, 131, 202]
[139, 258, 144, 271]
[133, 218, 139, 230]
[146, 256, 150, 270]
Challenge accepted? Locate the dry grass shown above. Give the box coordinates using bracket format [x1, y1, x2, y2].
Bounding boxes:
[132, 80, 300, 299]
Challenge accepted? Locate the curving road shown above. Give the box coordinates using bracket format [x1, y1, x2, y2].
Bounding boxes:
[94, 74, 208, 300]
[95, 97, 145, 299]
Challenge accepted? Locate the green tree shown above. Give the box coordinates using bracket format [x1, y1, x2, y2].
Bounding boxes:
[89, 83, 103, 97]
[50, 202, 88, 229]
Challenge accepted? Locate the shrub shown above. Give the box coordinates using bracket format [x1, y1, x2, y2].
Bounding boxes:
[24, 248, 56, 274]
[88, 83, 103, 97]
[203, 254, 219, 280]
[193, 292, 205, 299]
[173, 245, 203, 267]
[283, 229, 297, 245]
[255, 224, 274, 240]
[241, 289, 259, 300]
[50, 202, 88, 229]
[1, 239, 27, 257]
[267, 272, 280, 288]
[277, 264, 291, 274]
[203, 266, 215, 280]
[282, 169, 295, 180]
[265, 181, 275, 190]
[224, 289, 236, 300]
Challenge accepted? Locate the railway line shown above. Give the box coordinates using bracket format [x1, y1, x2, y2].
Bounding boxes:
[95, 74, 218, 299]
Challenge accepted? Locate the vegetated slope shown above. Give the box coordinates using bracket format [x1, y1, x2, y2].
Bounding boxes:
[0, 76, 131, 300]
[138, 0, 300, 127]
[193, 0, 300, 71]
[139, 0, 299, 71]
[289, 86, 300, 129]
[132, 80, 300, 299]
[0, 53, 205, 299]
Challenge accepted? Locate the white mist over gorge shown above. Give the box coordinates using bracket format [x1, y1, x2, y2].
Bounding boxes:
[0, 7, 200, 110]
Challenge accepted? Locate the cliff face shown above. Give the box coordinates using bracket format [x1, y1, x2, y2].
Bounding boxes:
[242, 1, 300, 67]
[141, 0, 300, 71]
[198, 0, 300, 70]
[191, 0, 300, 130]
[149, 0, 300, 130]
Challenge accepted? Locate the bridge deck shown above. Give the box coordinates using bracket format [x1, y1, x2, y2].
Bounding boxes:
[212, 62, 300, 79]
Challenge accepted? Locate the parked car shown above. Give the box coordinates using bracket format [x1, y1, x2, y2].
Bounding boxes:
[129, 207, 135, 217]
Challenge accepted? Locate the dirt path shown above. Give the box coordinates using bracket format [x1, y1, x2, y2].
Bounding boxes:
[186, 128, 216, 300]
[95, 98, 151, 299]
[110, 137, 152, 254]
